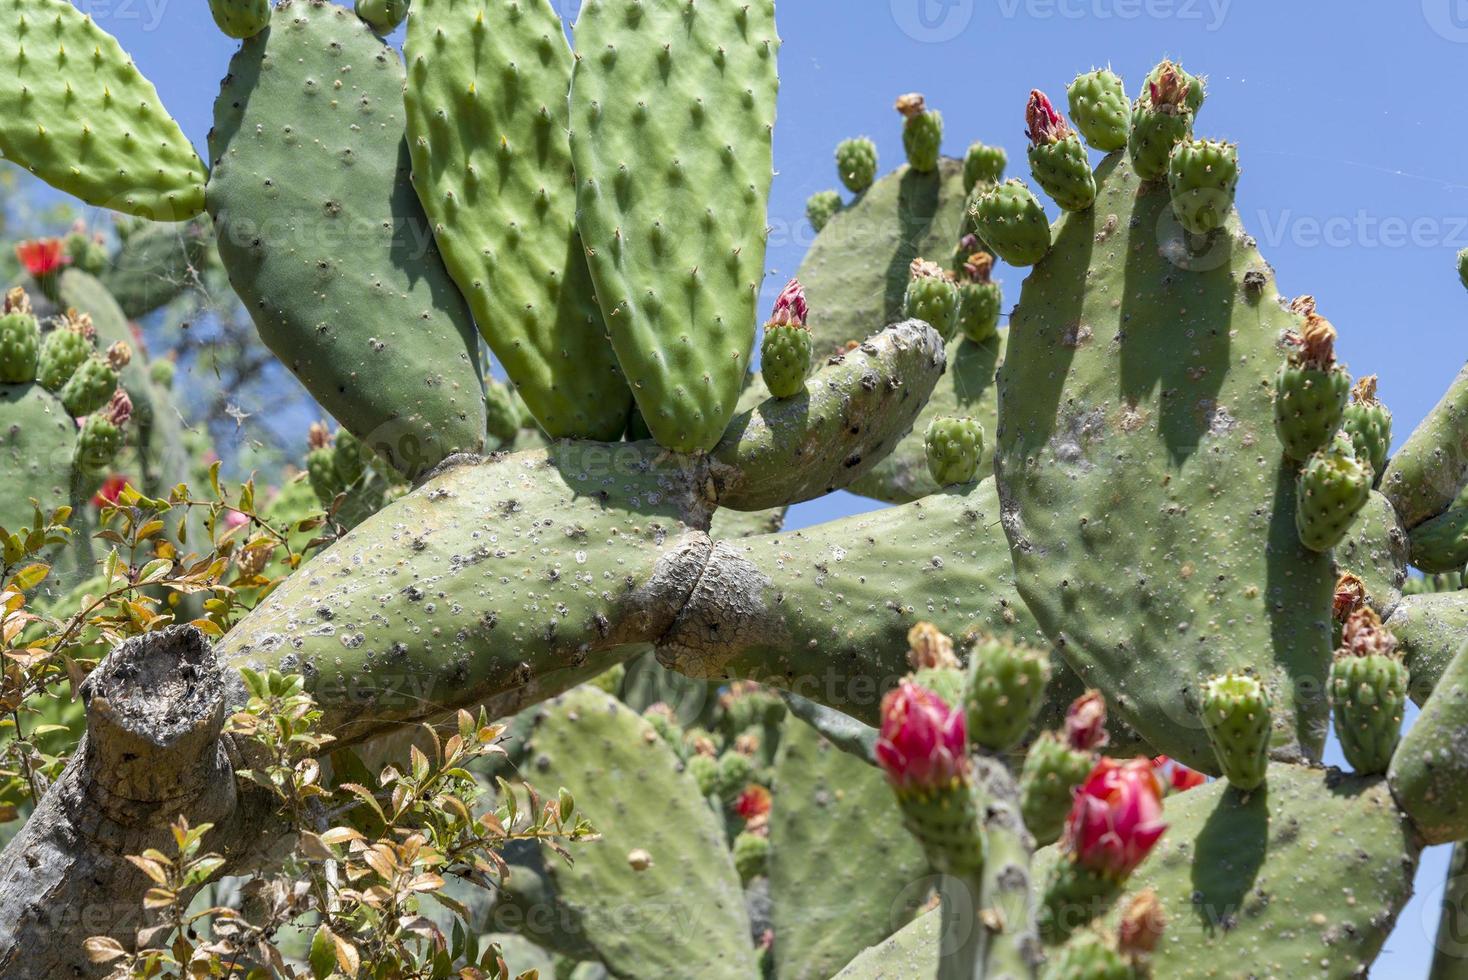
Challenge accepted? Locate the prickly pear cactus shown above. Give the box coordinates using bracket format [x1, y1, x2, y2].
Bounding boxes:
[995, 151, 1334, 771]
[569, 0, 778, 452]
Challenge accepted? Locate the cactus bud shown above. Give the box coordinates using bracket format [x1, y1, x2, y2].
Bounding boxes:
[1146, 61, 1192, 112]
[1342, 374, 1392, 479]
[1025, 89, 1071, 146]
[105, 341, 132, 371]
[903, 258, 959, 339]
[1331, 607, 1408, 775]
[1296, 434, 1371, 552]
[4, 287, 31, 316]
[307, 421, 333, 451]
[907, 621, 958, 671]
[1026, 90, 1096, 211]
[1020, 692, 1109, 846]
[806, 190, 842, 233]
[766, 278, 809, 329]
[761, 279, 812, 399]
[0, 303, 39, 385]
[925, 416, 985, 487]
[963, 141, 1008, 193]
[1043, 930, 1131, 978]
[1274, 313, 1351, 462]
[1118, 888, 1167, 960]
[835, 137, 879, 195]
[1066, 690, 1110, 752]
[963, 634, 1050, 752]
[1067, 68, 1131, 152]
[895, 93, 943, 174]
[103, 389, 132, 428]
[972, 179, 1053, 266]
[1200, 672, 1271, 791]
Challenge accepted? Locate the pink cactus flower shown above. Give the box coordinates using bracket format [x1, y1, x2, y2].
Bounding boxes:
[1065, 690, 1109, 751]
[1063, 757, 1168, 879]
[15, 239, 69, 279]
[1152, 755, 1206, 793]
[767, 278, 808, 328]
[875, 681, 968, 793]
[1025, 89, 1070, 146]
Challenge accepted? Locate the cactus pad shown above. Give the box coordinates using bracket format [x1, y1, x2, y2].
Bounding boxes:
[569, 0, 778, 452]
[207, 0, 486, 478]
[0, 0, 208, 220]
[404, 0, 632, 442]
[995, 152, 1334, 770]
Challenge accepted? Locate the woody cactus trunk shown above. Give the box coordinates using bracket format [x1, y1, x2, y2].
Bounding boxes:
[0, 1, 1463, 977]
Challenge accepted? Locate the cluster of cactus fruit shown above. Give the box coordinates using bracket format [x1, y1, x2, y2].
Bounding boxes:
[8, 1, 1468, 977]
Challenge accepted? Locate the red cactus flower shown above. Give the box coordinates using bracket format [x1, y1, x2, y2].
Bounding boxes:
[1025, 89, 1070, 146]
[875, 681, 968, 793]
[1064, 757, 1168, 879]
[91, 474, 131, 508]
[767, 278, 808, 328]
[1065, 690, 1109, 752]
[15, 238, 69, 279]
[735, 784, 772, 823]
[1152, 755, 1206, 793]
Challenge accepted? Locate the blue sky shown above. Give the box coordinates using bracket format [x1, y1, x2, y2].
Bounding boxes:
[88, 0, 1468, 974]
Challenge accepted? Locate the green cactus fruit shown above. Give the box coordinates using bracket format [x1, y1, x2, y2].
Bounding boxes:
[955, 251, 1002, 344]
[1142, 59, 1206, 115]
[732, 831, 770, 884]
[1330, 608, 1408, 776]
[0, 301, 39, 384]
[36, 323, 92, 393]
[896, 94, 943, 173]
[643, 703, 684, 753]
[355, 0, 410, 34]
[806, 190, 843, 233]
[963, 141, 1008, 193]
[1459, 248, 1468, 290]
[1127, 63, 1195, 181]
[1274, 311, 1350, 461]
[209, 0, 271, 39]
[1067, 69, 1131, 152]
[715, 752, 757, 801]
[587, 663, 626, 696]
[1199, 673, 1271, 791]
[1025, 90, 1097, 212]
[149, 359, 175, 390]
[925, 416, 984, 487]
[1296, 434, 1372, 553]
[58, 355, 119, 419]
[306, 445, 341, 506]
[63, 231, 107, 276]
[972, 180, 1052, 267]
[332, 429, 369, 488]
[1042, 930, 1133, 980]
[836, 138, 879, 194]
[687, 753, 720, 799]
[570, 0, 776, 453]
[1019, 733, 1094, 846]
[902, 258, 959, 338]
[484, 381, 523, 448]
[0, 0, 208, 220]
[963, 635, 1051, 752]
[897, 782, 985, 878]
[1166, 138, 1239, 235]
[761, 326, 813, 400]
[75, 391, 130, 476]
[1342, 375, 1392, 479]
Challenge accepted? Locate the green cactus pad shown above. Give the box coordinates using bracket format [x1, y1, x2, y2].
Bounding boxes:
[99, 216, 211, 319]
[902, 265, 958, 339]
[709, 319, 946, 511]
[972, 180, 1052, 267]
[995, 152, 1334, 771]
[769, 716, 928, 980]
[569, 0, 778, 453]
[1335, 490, 1409, 610]
[1028, 135, 1097, 212]
[1380, 362, 1468, 529]
[831, 908, 942, 979]
[0, 311, 39, 384]
[209, 0, 271, 39]
[1127, 102, 1192, 181]
[1329, 653, 1406, 776]
[849, 333, 1003, 504]
[797, 157, 968, 357]
[1408, 506, 1468, 573]
[207, 0, 486, 478]
[356, 0, 410, 33]
[759, 324, 811, 399]
[902, 108, 944, 174]
[484, 380, 523, 448]
[1019, 732, 1093, 846]
[522, 686, 758, 979]
[805, 190, 842, 233]
[1166, 138, 1239, 235]
[924, 416, 984, 487]
[1389, 636, 1468, 844]
[1384, 591, 1468, 704]
[218, 443, 714, 744]
[404, 0, 632, 442]
[1296, 436, 1372, 552]
[964, 635, 1050, 752]
[0, 384, 80, 532]
[1200, 672, 1271, 791]
[0, 0, 208, 220]
[836, 137, 879, 194]
[886, 763, 1419, 978]
[963, 141, 1008, 193]
[1067, 69, 1130, 152]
